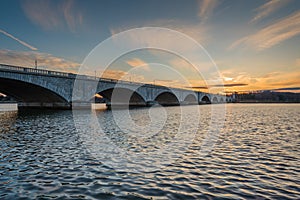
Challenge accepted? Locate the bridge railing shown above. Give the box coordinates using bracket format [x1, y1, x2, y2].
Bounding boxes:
[0, 63, 173, 89]
[0, 63, 25, 72]
[0, 63, 74, 77]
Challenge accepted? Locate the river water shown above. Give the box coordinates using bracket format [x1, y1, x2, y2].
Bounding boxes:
[0, 104, 299, 199]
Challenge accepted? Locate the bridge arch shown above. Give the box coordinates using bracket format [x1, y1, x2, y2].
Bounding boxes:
[0, 78, 69, 108]
[154, 91, 179, 106]
[96, 87, 146, 106]
[201, 95, 211, 104]
[212, 96, 218, 103]
[183, 94, 197, 104]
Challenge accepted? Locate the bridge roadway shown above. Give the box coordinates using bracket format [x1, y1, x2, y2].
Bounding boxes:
[0, 64, 226, 109]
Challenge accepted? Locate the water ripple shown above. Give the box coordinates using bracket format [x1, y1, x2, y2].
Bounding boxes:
[0, 104, 299, 199]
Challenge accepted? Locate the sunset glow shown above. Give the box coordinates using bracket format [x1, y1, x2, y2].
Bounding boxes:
[1, 0, 299, 92]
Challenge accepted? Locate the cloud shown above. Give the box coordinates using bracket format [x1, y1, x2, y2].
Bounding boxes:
[250, 0, 289, 23]
[126, 58, 148, 68]
[109, 25, 214, 86]
[273, 87, 300, 91]
[0, 29, 37, 50]
[62, 0, 83, 32]
[261, 71, 281, 78]
[101, 69, 128, 80]
[0, 50, 79, 73]
[230, 11, 300, 51]
[110, 19, 209, 47]
[188, 83, 247, 89]
[198, 0, 218, 21]
[187, 86, 208, 89]
[166, 22, 209, 44]
[212, 83, 248, 87]
[22, 0, 61, 30]
[100, 68, 148, 83]
[219, 69, 300, 92]
[22, 0, 83, 32]
[268, 79, 300, 87]
[125, 58, 151, 72]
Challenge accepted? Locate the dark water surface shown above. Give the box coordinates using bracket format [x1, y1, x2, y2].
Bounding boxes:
[0, 104, 299, 199]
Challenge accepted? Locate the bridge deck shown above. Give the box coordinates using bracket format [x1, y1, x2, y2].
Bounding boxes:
[0, 63, 199, 91]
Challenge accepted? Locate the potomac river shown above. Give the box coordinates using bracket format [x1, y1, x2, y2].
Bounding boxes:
[0, 104, 299, 199]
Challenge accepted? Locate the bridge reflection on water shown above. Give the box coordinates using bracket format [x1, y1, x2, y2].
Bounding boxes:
[0, 64, 227, 109]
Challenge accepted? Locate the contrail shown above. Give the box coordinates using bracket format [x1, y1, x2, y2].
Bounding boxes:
[0, 29, 37, 51]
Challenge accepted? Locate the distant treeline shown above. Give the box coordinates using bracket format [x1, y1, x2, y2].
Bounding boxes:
[235, 91, 300, 103]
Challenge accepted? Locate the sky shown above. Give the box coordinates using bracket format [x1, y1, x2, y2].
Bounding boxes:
[0, 0, 300, 93]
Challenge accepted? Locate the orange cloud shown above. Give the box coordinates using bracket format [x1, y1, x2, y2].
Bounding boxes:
[126, 58, 147, 68]
[101, 69, 127, 80]
[0, 50, 79, 73]
[220, 70, 300, 92]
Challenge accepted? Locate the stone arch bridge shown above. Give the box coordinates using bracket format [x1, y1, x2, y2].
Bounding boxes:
[0, 64, 226, 109]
